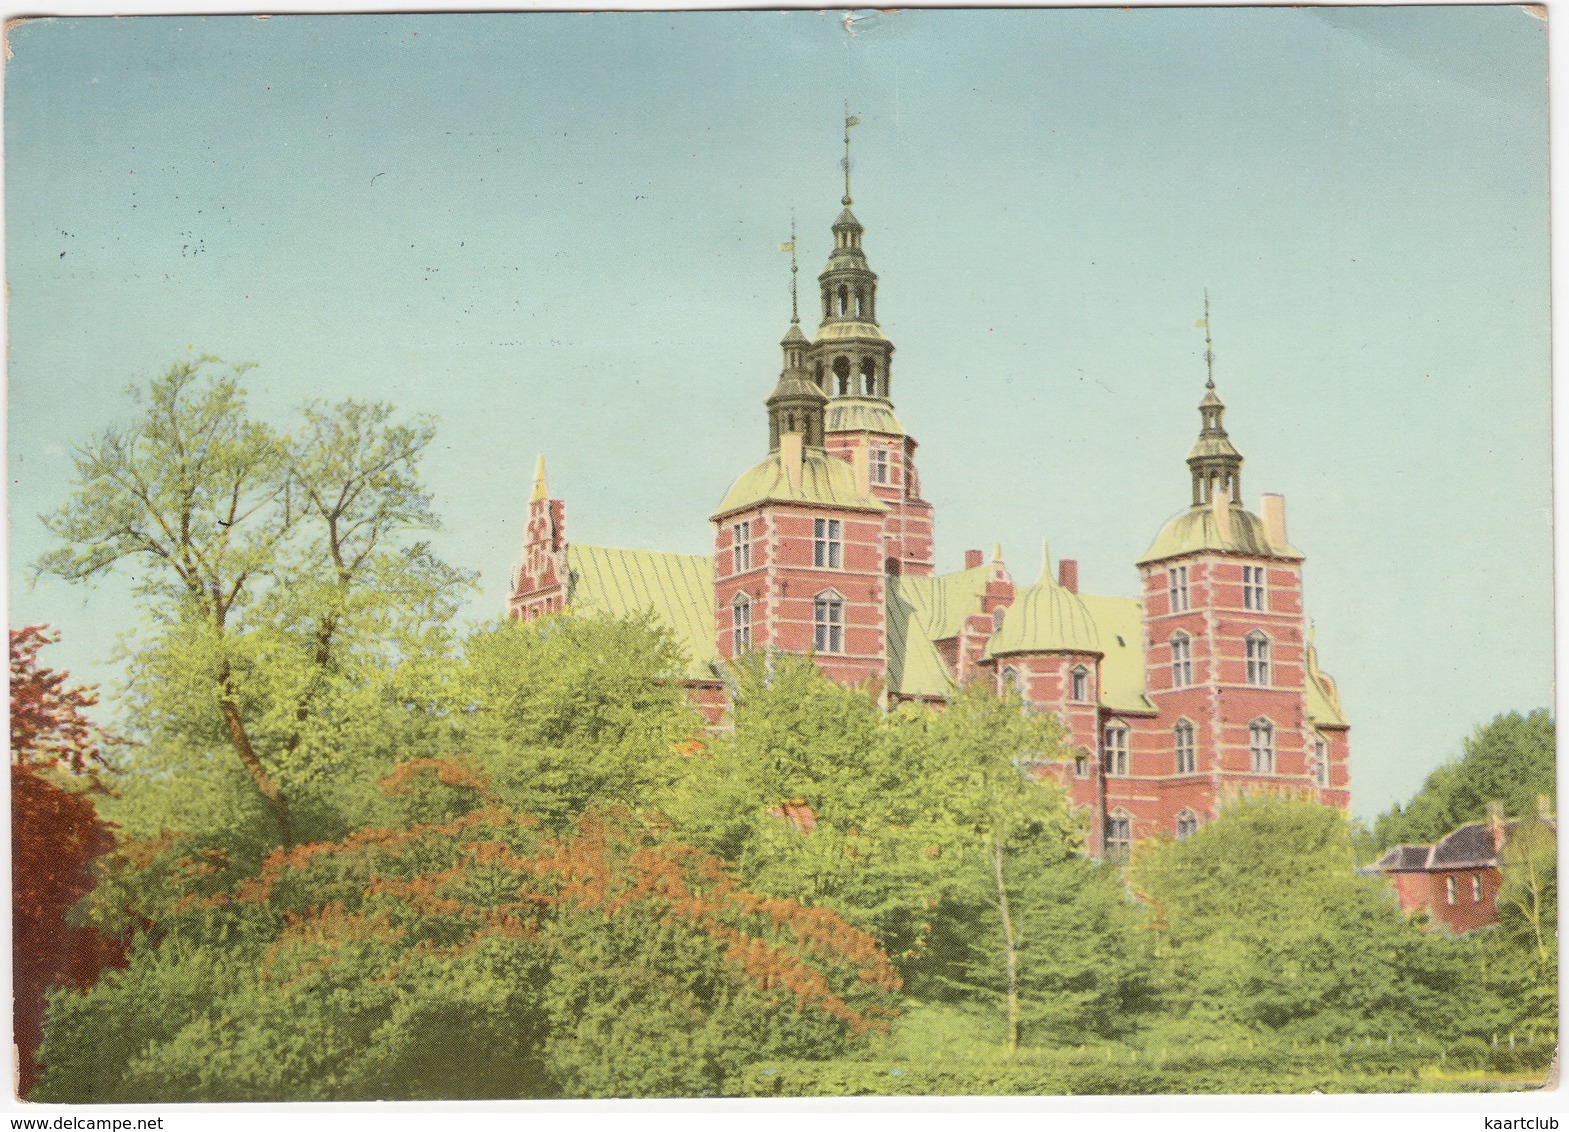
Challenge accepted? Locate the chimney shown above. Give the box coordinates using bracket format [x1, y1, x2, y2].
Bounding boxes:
[1261, 493, 1288, 548]
[1212, 484, 1233, 543]
[780, 432, 804, 492]
[1486, 800, 1506, 851]
[1058, 558, 1079, 593]
[965, 549, 984, 570]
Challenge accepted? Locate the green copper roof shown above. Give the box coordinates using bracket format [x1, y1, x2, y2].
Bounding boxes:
[815, 320, 888, 342]
[885, 565, 994, 699]
[1138, 505, 1304, 565]
[565, 544, 717, 679]
[712, 449, 885, 520]
[1078, 592, 1157, 715]
[984, 560, 1101, 659]
[825, 398, 903, 435]
[1304, 640, 1347, 727]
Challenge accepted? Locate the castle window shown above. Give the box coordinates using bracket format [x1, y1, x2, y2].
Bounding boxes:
[814, 360, 825, 389]
[1446, 876, 1457, 906]
[1246, 631, 1271, 686]
[1074, 751, 1089, 778]
[1000, 666, 1019, 699]
[1105, 811, 1132, 856]
[1176, 810, 1198, 841]
[1102, 724, 1129, 776]
[1168, 565, 1190, 612]
[855, 286, 867, 318]
[870, 448, 890, 484]
[732, 520, 752, 573]
[813, 518, 842, 569]
[731, 593, 752, 653]
[813, 591, 844, 653]
[861, 357, 877, 395]
[1170, 632, 1193, 688]
[837, 285, 849, 316]
[1314, 735, 1329, 787]
[1249, 719, 1275, 774]
[1174, 719, 1196, 774]
[1472, 874, 1482, 902]
[834, 356, 851, 396]
[1070, 665, 1089, 702]
[1243, 564, 1267, 611]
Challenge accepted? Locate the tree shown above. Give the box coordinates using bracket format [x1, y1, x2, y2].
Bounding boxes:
[10, 626, 124, 1096]
[37, 358, 470, 848]
[1374, 711, 1555, 849]
[1129, 794, 1476, 1042]
[36, 760, 900, 1101]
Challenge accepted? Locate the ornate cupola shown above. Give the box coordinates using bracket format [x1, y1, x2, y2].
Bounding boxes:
[1186, 296, 1243, 508]
[809, 113, 895, 407]
[767, 322, 827, 450]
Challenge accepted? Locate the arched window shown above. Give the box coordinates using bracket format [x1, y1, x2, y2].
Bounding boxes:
[833, 356, 851, 396]
[813, 590, 844, 654]
[1249, 718, 1275, 773]
[1173, 718, 1196, 774]
[1000, 666, 1019, 699]
[1176, 810, 1199, 841]
[1105, 810, 1132, 856]
[1246, 631, 1271, 686]
[837, 285, 849, 316]
[855, 287, 867, 318]
[1102, 723, 1129, 775]
[814, 360, 825, 389]
[861, 357, 877, 395]
[1070, 665, 1089, 702]
[1170, 632, 1192, 688]
[731, 592, 752, 654]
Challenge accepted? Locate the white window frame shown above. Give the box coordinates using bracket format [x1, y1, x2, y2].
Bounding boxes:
[1168, 565, 1190, 613]
[1249, 718, 1275, 774]
[1446, 876, 1457, 905]
[732, 520, 752, 573]
[1170, 632, 1193, 688]
[1242, 564, 1266, 611]
[813, 518, 843, 569]
[1000, 665, 1020, 699]
[1070, 665, 1089, 703]
[1245, 631, 1271, 686]
[869, 448, 890, 485]
[1103, 723, 1129, 776]
[813, 590, 844, 653]
[1073, 751, 1089, 778]
[731, 592, 752, 653]
[1105, 810, 1132, 855]
[1174, 719, 1196, 774]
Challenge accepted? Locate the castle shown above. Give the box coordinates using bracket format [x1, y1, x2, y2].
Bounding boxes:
[509, 143, 1350, 853]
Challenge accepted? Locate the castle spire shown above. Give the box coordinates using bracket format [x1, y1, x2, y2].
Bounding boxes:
[1186, 295, 1243, 508]
[531, 454, 549, 503]
[843, 105, 860, 206]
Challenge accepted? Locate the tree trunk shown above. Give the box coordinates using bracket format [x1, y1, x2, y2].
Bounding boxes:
[217, 666, 292, 848]
[990, 836, 1020, 1055]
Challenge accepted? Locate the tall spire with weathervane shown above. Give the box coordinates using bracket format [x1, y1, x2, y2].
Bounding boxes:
[767, 217, 826, 451]
[1187, 292, 1244, 508]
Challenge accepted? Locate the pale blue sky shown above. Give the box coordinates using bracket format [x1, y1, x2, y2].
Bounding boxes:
[5, 8, 1551, 820]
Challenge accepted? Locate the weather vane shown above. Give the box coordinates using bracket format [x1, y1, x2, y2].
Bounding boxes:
[843, 105, 861, 206]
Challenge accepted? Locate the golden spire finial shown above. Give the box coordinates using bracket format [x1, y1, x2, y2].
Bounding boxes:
[530, 454, 548, 502]
[842, 106, 861, 206]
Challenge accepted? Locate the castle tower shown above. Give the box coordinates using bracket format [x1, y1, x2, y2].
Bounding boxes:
[1133, 315, 1347, 848]
[806, 116, 936, 578]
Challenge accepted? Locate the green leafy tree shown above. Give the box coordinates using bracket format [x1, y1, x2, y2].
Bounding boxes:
[1374, 711, 1555, 849]
[37, 358, 471, 848]
[1129, 794, 1476, 1042]
[37, 760, 899, 1101]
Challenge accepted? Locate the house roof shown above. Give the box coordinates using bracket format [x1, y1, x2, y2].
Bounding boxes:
[1138, 505, 1303, 565]
[1078, 593, 1157, 715]
[712, 449, 886, 520]
[825, 399, 904, 435]
[885, 565, 992, 699]
[1368, 817, 1557, 874]
[984, 567, 1101, 659]
[565, 544, 718, 680]
[1305, 642, 1347, 728]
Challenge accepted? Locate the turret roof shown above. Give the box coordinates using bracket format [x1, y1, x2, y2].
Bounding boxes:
[712, 449, 885, 520]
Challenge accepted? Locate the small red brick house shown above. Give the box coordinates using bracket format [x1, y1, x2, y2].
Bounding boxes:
[1369, 813, 1556, 934]
[509, 156, 1351, 855]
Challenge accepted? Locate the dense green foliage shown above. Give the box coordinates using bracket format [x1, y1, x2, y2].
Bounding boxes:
[1373, 710, 1555, 849]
